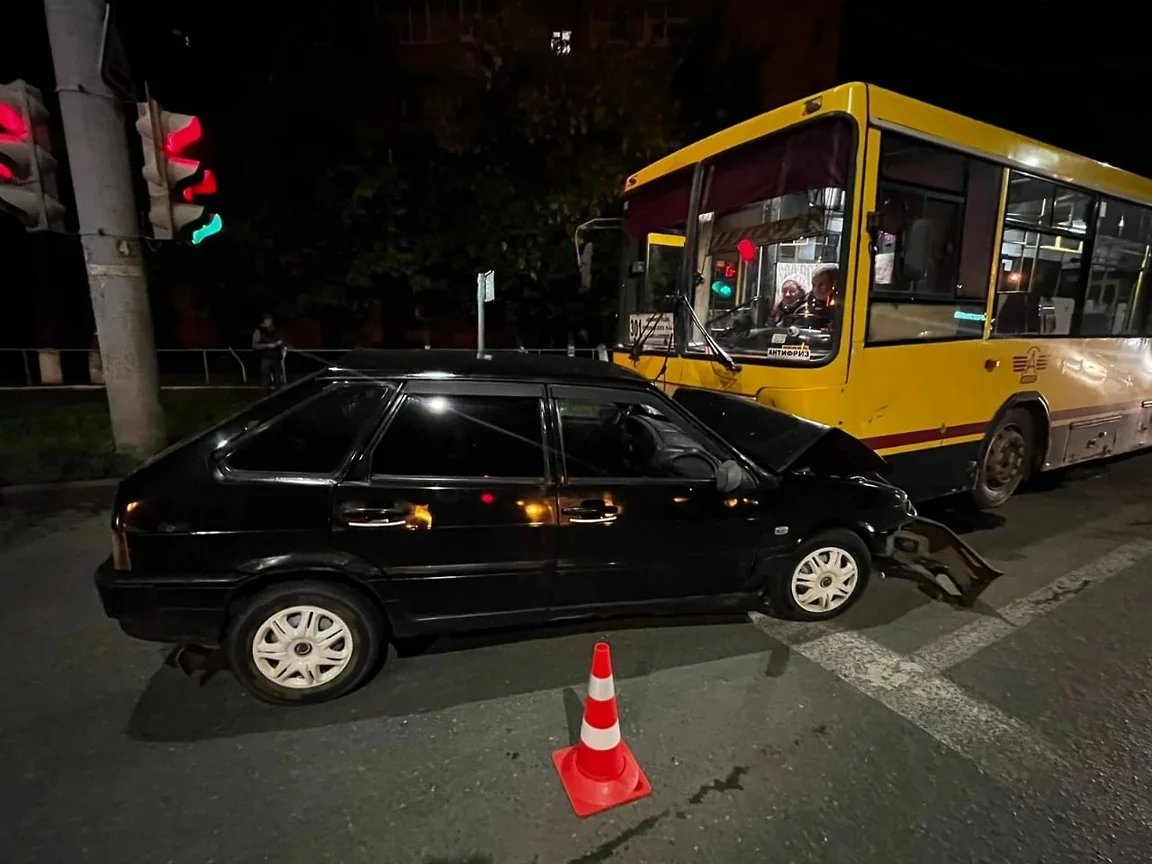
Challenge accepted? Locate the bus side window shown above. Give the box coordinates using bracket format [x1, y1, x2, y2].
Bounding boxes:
[993, 173, 1090, 338]
[1082, 197, 1152, 337]
[867, 135, 1002, 344]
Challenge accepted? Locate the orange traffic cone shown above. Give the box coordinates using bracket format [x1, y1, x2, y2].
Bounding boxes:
[552, 642, 652, 817]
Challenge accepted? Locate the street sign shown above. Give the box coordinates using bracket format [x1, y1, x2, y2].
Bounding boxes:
[476, 270, 495, 359]
[478, 270, 495, 303]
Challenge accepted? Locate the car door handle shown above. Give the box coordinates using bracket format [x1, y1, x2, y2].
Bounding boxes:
[561, 501, 619, 523]
[338, 504, 409, 528]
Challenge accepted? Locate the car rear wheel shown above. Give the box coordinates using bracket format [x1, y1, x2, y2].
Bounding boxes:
[226, 580, 385, 706]
[767, 529, 871, 621]
[972, 408, 1034, 510]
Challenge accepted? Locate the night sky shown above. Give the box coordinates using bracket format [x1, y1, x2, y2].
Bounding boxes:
[3, 0, 1150, 352]
[839, 1, 1152, 176]
[7, 2, 1148, 182]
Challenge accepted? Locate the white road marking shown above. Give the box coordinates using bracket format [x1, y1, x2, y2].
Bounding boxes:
[749, 616, 1068, 786]
[975, 502, 1152, 573]
[746, 523, 1152, 787]
[911, 538, 1152, 674]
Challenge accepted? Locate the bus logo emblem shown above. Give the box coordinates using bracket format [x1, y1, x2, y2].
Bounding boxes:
[1012, 347, 1049, 384]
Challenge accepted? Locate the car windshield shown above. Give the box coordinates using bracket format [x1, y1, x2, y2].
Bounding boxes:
[617, 116, 855, 365]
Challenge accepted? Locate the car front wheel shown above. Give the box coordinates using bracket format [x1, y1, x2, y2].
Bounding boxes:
[767, 529, 872, 621]
[226, 580, 385, 706]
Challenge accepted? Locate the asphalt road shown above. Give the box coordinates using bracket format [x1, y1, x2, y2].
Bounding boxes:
[3, 457, 1152, 864]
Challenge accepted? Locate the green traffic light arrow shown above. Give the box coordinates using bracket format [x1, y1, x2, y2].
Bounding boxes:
[191, 213, 222, 245]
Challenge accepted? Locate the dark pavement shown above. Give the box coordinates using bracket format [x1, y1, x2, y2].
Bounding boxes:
[3, 457, 1152, 863]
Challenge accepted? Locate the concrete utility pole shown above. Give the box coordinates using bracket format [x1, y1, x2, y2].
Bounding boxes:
[42, 0, 165, 458]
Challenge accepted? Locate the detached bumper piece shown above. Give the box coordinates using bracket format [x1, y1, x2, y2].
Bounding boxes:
[883, 516, 1003, 605]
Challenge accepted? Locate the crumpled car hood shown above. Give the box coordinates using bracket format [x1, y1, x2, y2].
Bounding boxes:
[672, 386, 888, 475]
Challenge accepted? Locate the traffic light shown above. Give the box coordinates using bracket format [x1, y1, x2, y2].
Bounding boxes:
[0, 80, 65, 232]
[134, 99, 221, 243]
[711, 258, 737, 298]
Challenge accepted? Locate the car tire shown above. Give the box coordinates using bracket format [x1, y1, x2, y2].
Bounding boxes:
[972, 408, 1034, 510]
[225, 580, 385, 706]
[767, 529, 872, 621]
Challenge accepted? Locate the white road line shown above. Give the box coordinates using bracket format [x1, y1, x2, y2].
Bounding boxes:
[748, 526, 1152, 787]
[748, 616, 1068, 786]
[975, 502, 1152, 571]
[911, 538, 1152, 674]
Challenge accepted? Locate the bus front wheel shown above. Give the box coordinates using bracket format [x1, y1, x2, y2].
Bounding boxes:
[972, 409, 1034, 510]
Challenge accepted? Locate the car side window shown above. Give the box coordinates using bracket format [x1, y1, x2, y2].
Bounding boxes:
[226, 383, 386, 475]
[555, 391, 720, 481]
[371, 393, 546, 479]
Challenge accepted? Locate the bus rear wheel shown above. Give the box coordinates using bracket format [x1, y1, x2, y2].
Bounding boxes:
[972, 409, 1033, 510]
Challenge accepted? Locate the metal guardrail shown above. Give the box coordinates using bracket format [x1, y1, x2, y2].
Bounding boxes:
[0, 346, 613, 389]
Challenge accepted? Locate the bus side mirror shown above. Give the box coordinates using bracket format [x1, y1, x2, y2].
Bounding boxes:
[629, 260, 646, 278]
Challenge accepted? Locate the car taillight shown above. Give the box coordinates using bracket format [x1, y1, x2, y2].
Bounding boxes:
[111, 530, 131, 571]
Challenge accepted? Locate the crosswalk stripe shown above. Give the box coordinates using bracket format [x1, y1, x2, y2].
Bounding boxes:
[911, 538, 1152, 674]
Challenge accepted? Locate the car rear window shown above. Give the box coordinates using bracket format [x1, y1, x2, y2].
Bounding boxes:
[226, 383, 387, 475]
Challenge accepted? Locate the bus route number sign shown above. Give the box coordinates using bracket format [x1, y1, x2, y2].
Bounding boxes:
[628, 313, 674, 346]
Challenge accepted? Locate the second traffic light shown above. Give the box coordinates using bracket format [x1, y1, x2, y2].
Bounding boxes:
[0, 79, 65, 232]
[134, 99, 221, 243]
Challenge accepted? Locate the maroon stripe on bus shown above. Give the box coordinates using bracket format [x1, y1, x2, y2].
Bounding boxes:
[863, 399, 1152, 452]
[862, 421, 987, 451]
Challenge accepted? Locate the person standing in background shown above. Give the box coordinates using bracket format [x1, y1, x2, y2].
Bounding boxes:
[252, 313, 285, 392]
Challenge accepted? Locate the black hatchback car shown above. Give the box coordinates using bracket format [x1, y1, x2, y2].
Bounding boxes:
[96, 351, 998, 705]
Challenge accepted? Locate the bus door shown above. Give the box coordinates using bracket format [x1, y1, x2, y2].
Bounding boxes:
[625, 232, 683, 353]
[850, 128, 1005, 498]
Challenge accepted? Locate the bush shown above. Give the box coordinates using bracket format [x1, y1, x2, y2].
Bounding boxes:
[0, 389, 257, 486]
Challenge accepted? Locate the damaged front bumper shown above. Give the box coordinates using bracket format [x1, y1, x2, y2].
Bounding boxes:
[880, 516, 1003, 605]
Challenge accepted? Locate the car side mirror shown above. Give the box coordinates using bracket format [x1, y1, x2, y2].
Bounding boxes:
[715, 459, 746, 494]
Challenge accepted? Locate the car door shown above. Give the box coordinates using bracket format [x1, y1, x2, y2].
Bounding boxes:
[548, 383, 766, 608]
[203, 380, 391, 573]
[330, 379, 557, 629]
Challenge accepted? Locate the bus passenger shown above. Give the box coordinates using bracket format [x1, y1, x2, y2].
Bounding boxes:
[770, 279, 807, 325]
[810, 264, 839, 308]
[783, 263, 838, 331]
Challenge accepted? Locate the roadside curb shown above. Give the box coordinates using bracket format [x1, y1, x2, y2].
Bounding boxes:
[0, 477, 121, 502]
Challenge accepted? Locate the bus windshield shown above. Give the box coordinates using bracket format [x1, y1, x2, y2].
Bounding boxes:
[620, 116, 855, 365]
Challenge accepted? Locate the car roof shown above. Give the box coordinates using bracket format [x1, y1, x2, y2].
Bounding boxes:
[319, 349, 650, 386]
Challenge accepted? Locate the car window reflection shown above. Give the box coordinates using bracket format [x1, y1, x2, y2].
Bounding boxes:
[371, 395, 546, 479]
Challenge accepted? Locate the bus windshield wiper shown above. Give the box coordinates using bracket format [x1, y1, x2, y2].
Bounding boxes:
[628, 297, 677, 362]
[629, 294, 742, 372]
[679, 294, 742, 373]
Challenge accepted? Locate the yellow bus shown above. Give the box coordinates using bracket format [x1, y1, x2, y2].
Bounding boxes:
[611, 82, 1152, 507]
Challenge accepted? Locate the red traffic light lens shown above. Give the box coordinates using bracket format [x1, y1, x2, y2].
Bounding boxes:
[164, 115, 202, 156]
[182, 169, 217, 202]
[0, 104, 27, 140]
